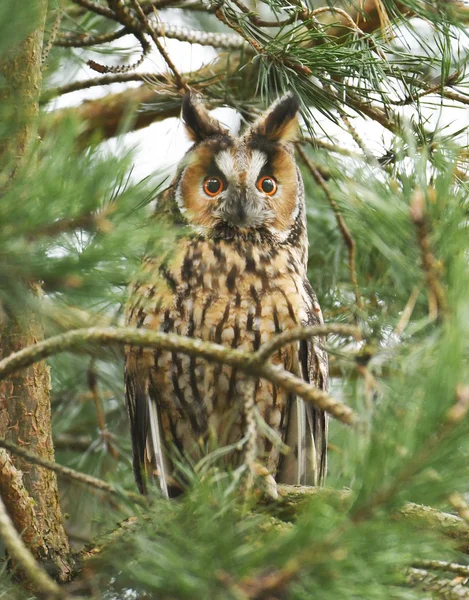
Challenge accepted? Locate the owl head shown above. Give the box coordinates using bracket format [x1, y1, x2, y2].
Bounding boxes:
[170, 93, 305, 245]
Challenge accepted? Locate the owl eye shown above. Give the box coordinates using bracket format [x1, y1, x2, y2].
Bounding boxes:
[203, 176, 224, 197]
[257, 176, 277, 196]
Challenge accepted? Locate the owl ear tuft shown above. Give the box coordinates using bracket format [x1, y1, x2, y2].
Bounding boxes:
[250, 93, 300, 142]
[182, 93, 228, 142]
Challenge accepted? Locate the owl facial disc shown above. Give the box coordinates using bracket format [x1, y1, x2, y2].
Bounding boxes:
[175, 93, 302, 241]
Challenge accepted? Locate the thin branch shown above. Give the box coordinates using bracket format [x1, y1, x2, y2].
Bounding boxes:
[88, 42, 149, 75]
[394, 285, 422, 337]
[56, 22, 247, 49]
[253, 324, 360, 364]
[42, 7, 63, 65]
[56, 28, 126, 48]
[229, 0, 298, 27]
[340, 113, 377, 164]
[410, 188, 447, 320]
[41, 72, 163, 102]
[88, 360, 119, 459]
[0, 491, 64, 599]
[0, 326, 358, 425]
[213, 4, 312, 76]
[132, 0, 188, 90]
[298, 146, 363, 310]
[0, 438, 142, 504]
[54, 434, 92, 452]
[71, 0, 116, 20]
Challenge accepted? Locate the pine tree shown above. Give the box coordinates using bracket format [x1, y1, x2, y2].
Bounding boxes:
[1, 0, 469, 598]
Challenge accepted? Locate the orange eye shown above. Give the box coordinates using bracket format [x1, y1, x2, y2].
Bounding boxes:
[203, 176, 224, 197]
[257, 176, 277, 196]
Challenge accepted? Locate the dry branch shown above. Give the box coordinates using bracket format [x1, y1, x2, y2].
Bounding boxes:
[0, 438, 142, 504]
[0, 326, 358, 425]
[410, 188, 447, 320]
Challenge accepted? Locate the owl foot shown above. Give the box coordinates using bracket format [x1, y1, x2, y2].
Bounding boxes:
[252, 462, 278, 500]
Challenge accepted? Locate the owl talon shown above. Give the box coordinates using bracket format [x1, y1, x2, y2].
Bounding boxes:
[252, 463, 278, 500]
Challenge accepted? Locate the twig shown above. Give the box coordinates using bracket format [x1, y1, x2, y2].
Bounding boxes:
[340, 113, 376, 164]
[54, 434, 92, 452]
[132, 0, 188, 90]
[88, 361, 119, 459]
[213, 4, 312, 76]
[71, 0, 115, 19]
[0, 438, 142, 504]
[253, 324, 360, 364]
[0, 326, 358, 425]
[410, 188, 447, 320]
[298, 146, 363, 310]
[394, 285, 422, 337]
[42, 7, 63, 65]
[88, 44, 148, 74]
[229, 0, 298, 27]
[0, 491, 64, 599]
[42, 72, 163, 102]
[300, 136, 365, 160]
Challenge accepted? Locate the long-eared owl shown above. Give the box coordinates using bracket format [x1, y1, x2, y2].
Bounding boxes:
[125, 93, 329, 497]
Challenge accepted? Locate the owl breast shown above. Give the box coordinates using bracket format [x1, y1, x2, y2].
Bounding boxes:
[126, 235, 319, 475]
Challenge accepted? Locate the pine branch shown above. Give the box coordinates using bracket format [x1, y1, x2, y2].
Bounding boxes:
[410, 188, 448, 320]
[352, 386, 469, 523]
[0, 438, 143, 505]
[41, 54, 240, 143]
[297, 146, 363, 311]
[412, 560, 469, 578]
[407, 567, 469, 599]
[0, 326, 359, 425]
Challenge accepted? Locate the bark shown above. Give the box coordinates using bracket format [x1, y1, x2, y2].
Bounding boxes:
[0, 0, 72, 582]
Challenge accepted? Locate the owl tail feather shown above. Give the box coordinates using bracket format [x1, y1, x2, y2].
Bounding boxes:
[147, 395, 170, 498]
[278, 396, 316, 486]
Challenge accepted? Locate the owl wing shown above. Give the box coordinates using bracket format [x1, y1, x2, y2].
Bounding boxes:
[278, 281, 329, 486]
[301, 281, 329, 485]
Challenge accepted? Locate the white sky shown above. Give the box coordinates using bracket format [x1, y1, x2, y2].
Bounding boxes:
[49, 11, 469, 183]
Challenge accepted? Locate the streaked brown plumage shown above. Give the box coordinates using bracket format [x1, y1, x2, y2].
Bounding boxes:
[125, 93, 328, 497]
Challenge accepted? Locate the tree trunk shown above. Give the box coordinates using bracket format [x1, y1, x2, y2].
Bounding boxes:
[0, 0, 72, 581]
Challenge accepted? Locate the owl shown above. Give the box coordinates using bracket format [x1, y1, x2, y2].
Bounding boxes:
[125, 93, 329, 497]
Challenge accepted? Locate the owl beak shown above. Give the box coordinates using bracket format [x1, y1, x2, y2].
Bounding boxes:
[219, 194, 249, 226]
